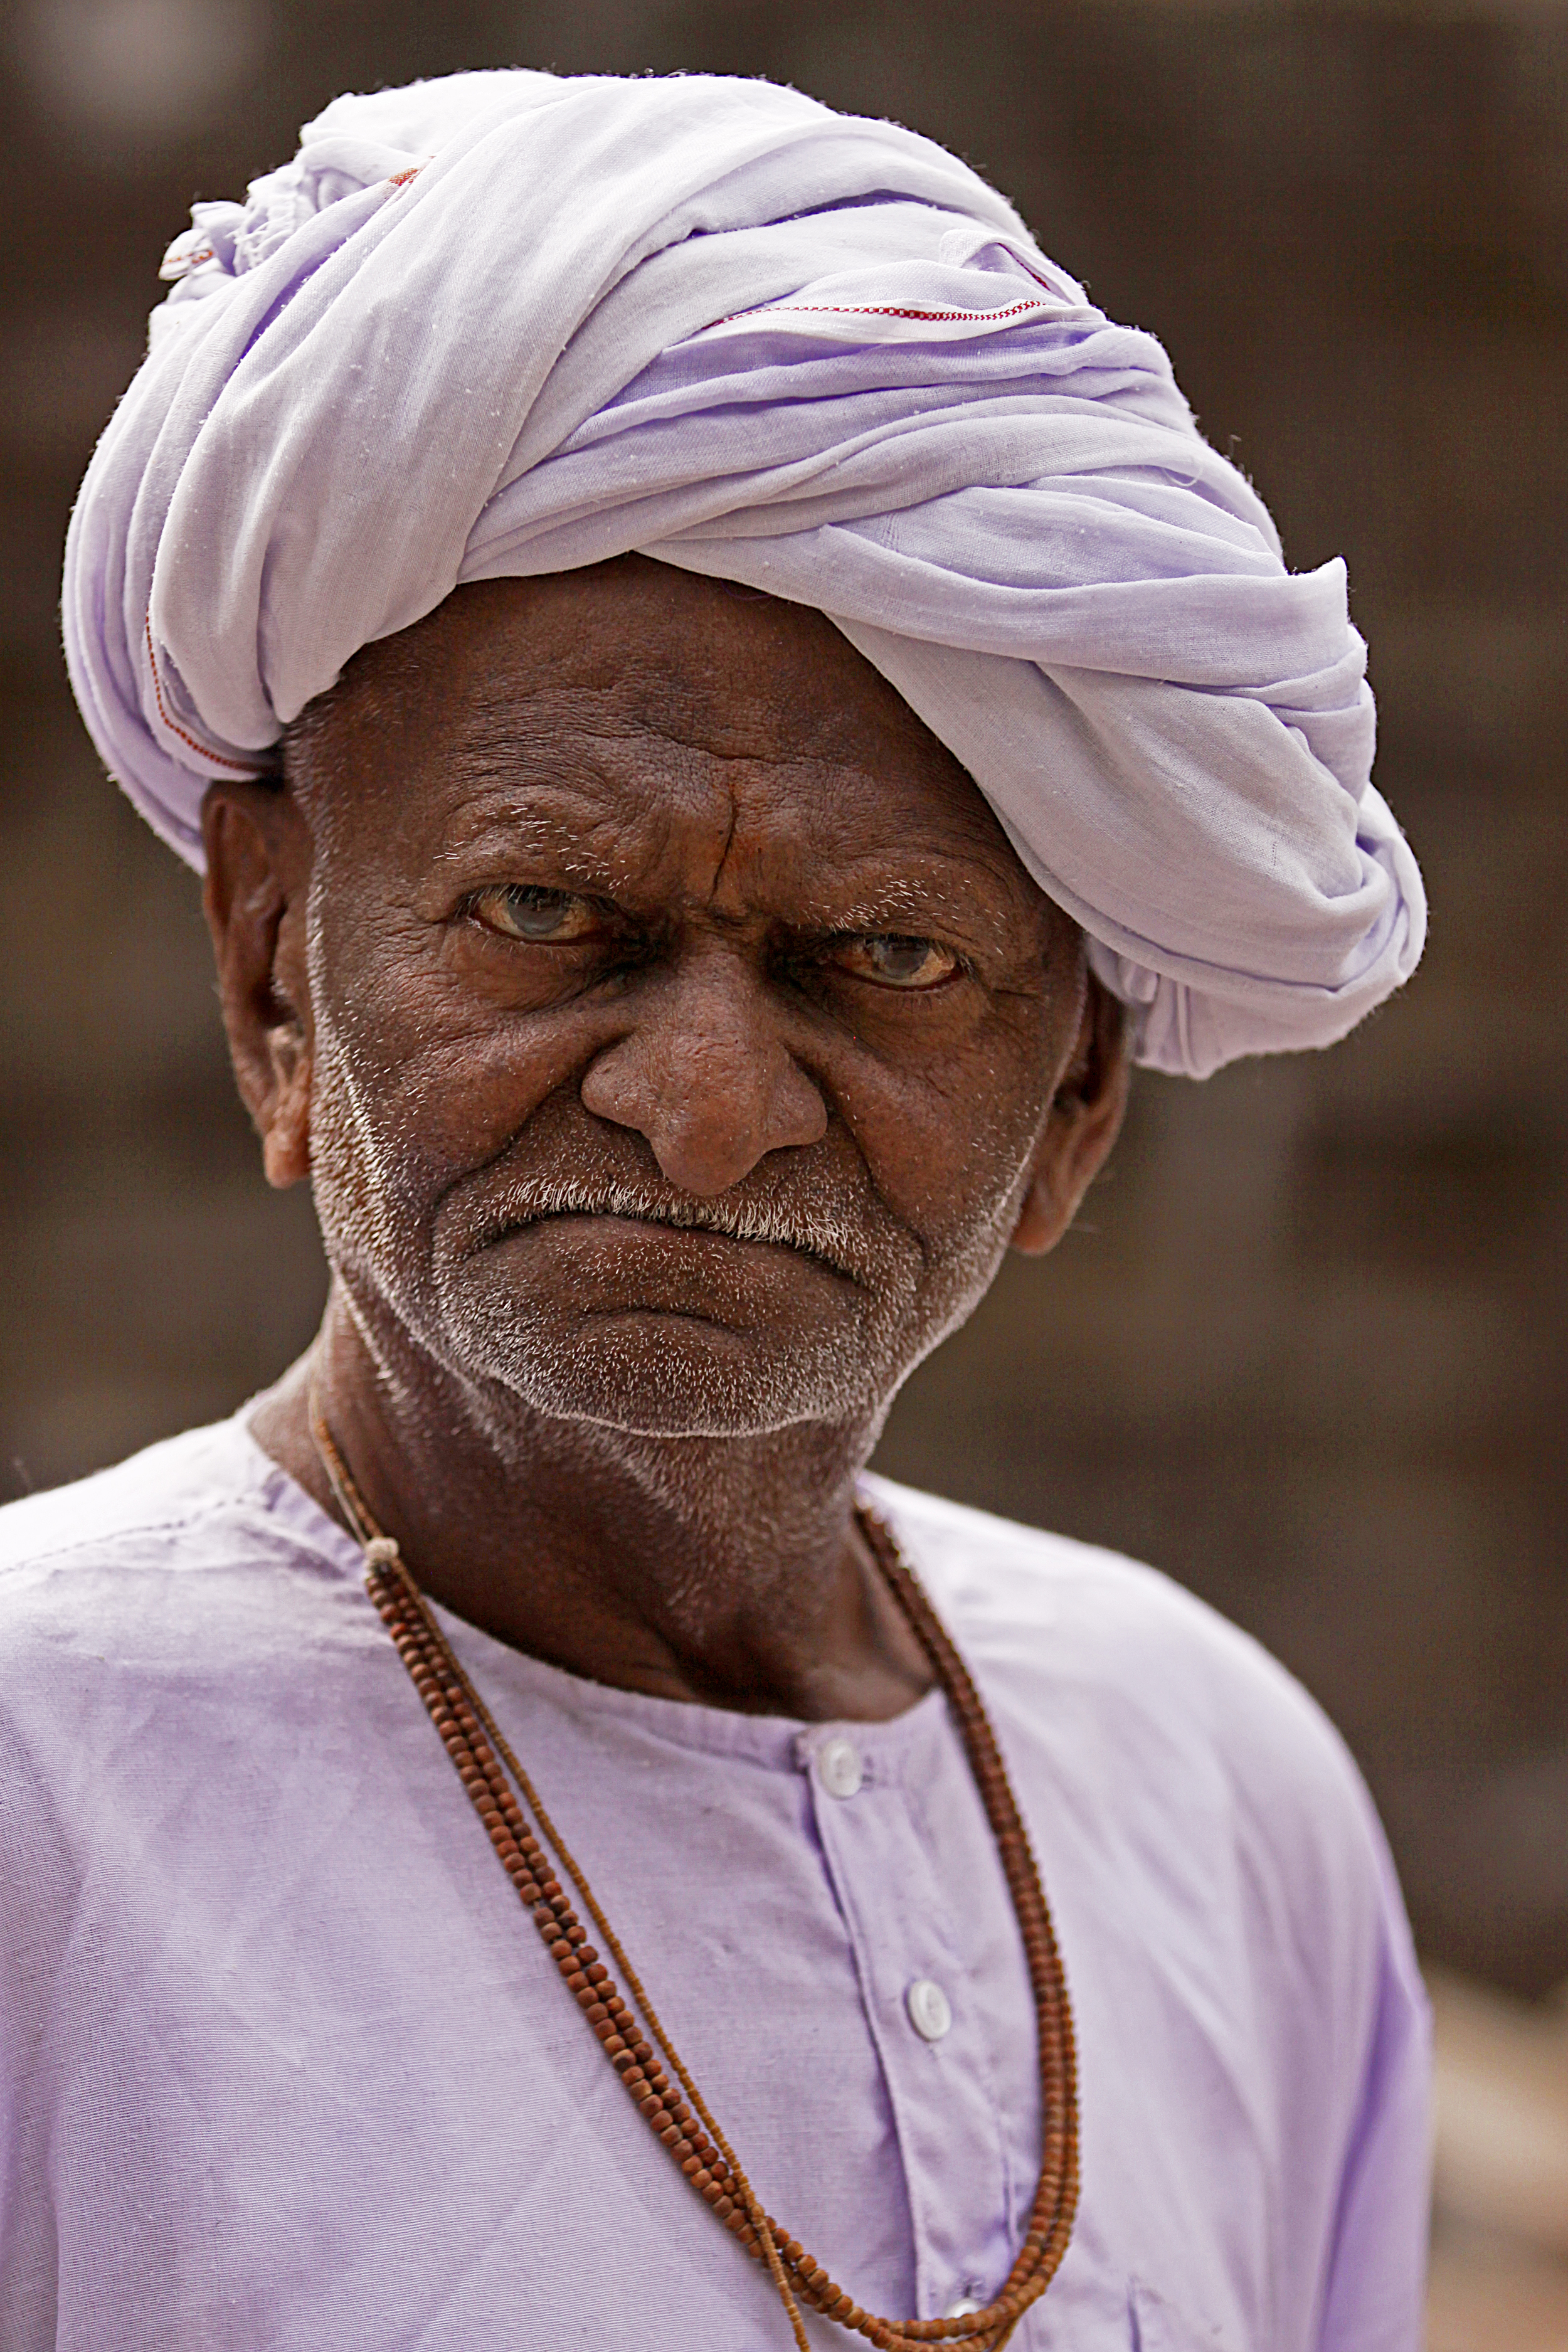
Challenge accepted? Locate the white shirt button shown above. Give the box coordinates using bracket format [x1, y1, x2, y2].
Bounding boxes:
[906, 1978, 953, 2041]
[944, 2297, 984, 2318]
[817, 1737, 864, 1799]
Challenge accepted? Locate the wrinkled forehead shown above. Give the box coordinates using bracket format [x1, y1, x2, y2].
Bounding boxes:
[295, 561, 901, 758]
[284, 563, 1061, 934]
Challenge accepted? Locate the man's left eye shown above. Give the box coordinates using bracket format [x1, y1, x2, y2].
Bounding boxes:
[832, 934, 960, 990]
[470, 886, 600, 941]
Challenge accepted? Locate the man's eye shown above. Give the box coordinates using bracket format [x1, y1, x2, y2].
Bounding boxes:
[832, 934, 960, 990]
[470, 886, 600, 942]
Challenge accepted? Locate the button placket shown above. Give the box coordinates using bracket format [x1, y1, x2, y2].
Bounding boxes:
[797, 1711, 1020, 2323]
[817, 1736, 864, 1800]
[906, 1979, 953, 2042]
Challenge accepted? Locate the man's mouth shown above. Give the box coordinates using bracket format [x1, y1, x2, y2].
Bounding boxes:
[478, 1179, 873, 1286]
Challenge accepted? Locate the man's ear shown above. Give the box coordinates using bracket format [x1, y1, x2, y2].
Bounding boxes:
[201, 781, 315, 1190]
[1010, 973, 1131, 1258]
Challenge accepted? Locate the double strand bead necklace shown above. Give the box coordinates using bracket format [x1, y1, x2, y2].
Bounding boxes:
[310, 1403, 1079, 2352]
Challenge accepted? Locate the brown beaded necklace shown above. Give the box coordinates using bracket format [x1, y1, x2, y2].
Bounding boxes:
[310, 1402, 1079, 2351]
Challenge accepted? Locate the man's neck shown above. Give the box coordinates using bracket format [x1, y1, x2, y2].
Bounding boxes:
[250, 1294, 935, 1723]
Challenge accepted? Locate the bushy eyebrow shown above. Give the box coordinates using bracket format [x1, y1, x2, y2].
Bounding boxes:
[451, 834, 1031, 942]
[775, 874, 1027, 940]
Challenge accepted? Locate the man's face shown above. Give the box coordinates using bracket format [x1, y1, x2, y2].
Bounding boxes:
[246, 559, 1111, 1442]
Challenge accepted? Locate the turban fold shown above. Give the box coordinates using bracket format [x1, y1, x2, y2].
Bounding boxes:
[63, 69, 1424, 1076]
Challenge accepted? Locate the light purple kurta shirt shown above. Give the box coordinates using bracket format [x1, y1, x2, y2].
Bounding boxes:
[0, 1416, 1429, 2350]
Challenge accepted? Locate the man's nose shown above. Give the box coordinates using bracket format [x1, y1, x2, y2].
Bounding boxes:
[579, 949, 828, 1195]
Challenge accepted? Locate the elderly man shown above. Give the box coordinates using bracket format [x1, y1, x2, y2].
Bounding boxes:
[3, 68, 1426, 2352]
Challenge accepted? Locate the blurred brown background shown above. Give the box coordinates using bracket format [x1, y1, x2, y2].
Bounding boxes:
[1, 0, 1565, 2331]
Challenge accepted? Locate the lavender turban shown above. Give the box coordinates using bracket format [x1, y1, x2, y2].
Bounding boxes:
[63, 68, 1424, 1077]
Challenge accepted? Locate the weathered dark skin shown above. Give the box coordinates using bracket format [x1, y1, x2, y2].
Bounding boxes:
[205, 556, 1128, 1723]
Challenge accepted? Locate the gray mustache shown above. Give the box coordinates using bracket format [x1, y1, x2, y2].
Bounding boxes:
[490, 1176, 872, 1281]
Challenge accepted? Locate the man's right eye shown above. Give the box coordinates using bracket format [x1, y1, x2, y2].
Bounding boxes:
[469, 886, 601, 942]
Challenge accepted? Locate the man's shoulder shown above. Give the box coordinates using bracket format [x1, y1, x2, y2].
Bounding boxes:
[0, 1415, 367, 1870]
[867, 1474, 1375, 1843]
[869, 1469, 1278, 1667]
[0, 1416, 336, 1653]
[1, 1416, 268, 1569]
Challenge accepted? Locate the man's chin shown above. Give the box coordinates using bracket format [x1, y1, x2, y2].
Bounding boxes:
[450, 1310, 883, 1441]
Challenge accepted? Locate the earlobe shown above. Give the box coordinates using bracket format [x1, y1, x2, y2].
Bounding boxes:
[1009, 977, 1131, 1259]
[257, 1005, 314, 1189]
[1010, 1168, 1067, 1258]
[261, 1079, 312, 1188]
[201, 782, 315, 1191]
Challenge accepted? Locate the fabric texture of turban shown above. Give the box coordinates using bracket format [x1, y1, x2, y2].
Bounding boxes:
[63, 68, 1424, 1077]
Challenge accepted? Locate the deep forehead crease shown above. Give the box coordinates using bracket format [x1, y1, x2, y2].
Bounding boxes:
[435, 700, 938, 798]
[449, 691, 858, 763]
[435, 730, 1018, 853]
